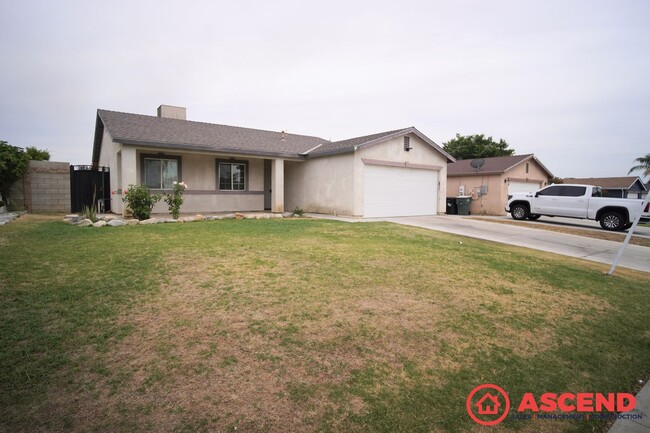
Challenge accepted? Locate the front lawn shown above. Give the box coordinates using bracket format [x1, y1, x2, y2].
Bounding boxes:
[1, 214, 649, 432]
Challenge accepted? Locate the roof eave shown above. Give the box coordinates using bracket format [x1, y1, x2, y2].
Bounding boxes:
[448, 171, 505, 177]
[114, 138, 307, 160]
[91, 111, 105, 168]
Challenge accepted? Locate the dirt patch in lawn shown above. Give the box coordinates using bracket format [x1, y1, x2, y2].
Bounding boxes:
[470, 217, 650, 247]
[50, 246, 613, 432]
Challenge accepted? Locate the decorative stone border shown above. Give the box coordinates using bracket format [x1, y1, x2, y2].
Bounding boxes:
[63, 212, 298, 227]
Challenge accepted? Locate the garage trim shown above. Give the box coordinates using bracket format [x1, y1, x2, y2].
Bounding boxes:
[361, 158, 443, 171]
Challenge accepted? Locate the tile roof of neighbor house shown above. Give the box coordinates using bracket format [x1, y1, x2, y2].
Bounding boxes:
[447, 154, 553, 177]
[563, 176, 647, 190]
[93, 109, 455, 163]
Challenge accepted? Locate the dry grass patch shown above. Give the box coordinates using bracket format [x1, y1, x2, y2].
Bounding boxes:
[1, 217, 649, 433]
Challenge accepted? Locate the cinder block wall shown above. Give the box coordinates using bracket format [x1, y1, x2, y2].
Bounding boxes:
[23, 161, 71, 212]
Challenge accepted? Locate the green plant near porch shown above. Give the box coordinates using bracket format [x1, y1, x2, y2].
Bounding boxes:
[164, 181, 187, 219]
[122, 185, 161, 220]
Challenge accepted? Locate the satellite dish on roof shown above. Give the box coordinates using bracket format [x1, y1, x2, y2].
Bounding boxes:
[470, 158, 485, 172]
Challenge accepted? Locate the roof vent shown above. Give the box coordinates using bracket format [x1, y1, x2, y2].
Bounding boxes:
[157, 105, 186, 120]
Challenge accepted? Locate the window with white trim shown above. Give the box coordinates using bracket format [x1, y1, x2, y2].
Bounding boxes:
[218, 161, 246, 191]
[142, 156, 180, 189]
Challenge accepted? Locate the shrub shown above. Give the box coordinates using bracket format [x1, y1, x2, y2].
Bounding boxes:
[292, 206, 304, 217]
[121, 185, 161, 220]
[164, 181, 187, 219]
[80, 205, 98, 222]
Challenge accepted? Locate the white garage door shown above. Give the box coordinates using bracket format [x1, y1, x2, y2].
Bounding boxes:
[508, 181, 541, 195]
[363, 165, 438, 217]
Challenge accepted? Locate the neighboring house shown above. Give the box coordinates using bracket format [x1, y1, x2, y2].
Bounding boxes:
[562, 176, 647, 199]
[446, 154, 553, 216]
[92, 105, 455, 217]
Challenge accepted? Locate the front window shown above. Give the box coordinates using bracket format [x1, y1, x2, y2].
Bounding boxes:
[143, 156, 179, 189]
[218, 162, 246, 191]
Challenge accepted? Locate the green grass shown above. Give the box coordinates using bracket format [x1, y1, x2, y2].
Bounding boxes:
[1, 214, 649, 433]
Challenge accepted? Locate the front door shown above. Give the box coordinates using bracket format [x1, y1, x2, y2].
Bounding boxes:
[531, 185, 562, 214]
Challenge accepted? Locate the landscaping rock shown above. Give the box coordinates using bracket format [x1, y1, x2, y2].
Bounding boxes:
[234, 213, 246, 219]
[139, 218, 158, 225]
[76, 219, 93, 227]
[107, 219, 126, 227]
[125, 219, 139, 225]
[223, 213, 236, 219]
[0, 212, 22, 225]
[92, 220, 107, 228]
[180, 216, 197, 223]
[282, 212, 293, 218]
[63, 215, 82, 224]
[195, 214, 205, 221]
[158, 218, 178, 223]
[271, 213, 284, 218]
[102, 215, 117, 222]
[204, 215, 220, 221]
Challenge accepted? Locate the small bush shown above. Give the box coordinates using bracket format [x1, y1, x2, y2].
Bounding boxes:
[121, 185, 161, 220]
[164, 181, 187, 219]
[80, 205, 98, 222]
[292, 207, 304, 217]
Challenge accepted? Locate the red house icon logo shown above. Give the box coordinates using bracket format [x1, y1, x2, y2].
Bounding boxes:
[476, 392, 501, 415]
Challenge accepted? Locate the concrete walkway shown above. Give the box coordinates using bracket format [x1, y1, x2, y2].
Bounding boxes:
[608, 380, 650, 433]
[307, 214, 650, 273]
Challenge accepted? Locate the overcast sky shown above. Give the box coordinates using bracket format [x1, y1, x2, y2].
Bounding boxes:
[1, 0, 648, 179]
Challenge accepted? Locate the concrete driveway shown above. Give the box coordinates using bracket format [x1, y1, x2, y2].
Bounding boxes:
[478, 215, 650, 239]
[380, 215, 650, 273]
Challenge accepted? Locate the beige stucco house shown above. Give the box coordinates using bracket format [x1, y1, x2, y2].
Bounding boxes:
[446, 154, 553, 215]
[92, 105, 454, 217]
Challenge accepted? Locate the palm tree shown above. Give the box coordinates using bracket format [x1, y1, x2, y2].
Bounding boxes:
[628, 153, 650, 176]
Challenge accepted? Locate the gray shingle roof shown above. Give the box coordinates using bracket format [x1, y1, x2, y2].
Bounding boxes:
[309, 128, 411, 155]
[92, 109, 454, 164]
[97, 109, 328, 158]
[308, 126, 455, 161]
[448, 154, 552, 176]
[563, 176, 647, 190]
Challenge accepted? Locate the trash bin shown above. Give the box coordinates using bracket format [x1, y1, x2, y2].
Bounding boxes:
[456, 196, 471, 215]
[446, 197, 458, 215]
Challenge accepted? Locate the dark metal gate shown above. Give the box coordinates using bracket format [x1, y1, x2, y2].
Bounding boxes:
[70, 165, 111, 213]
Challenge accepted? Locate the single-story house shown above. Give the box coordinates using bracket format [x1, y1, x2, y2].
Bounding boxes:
[446, 154, 553, 215]
[562, 176, 647, 199]
[92, 105, 455, 217]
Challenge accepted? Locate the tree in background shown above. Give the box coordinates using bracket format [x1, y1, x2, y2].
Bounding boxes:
[0, 140, 50, 205]
[25, 146, 50, 161]
[443, 133, 515, 160]
[628, 153, 650, 177]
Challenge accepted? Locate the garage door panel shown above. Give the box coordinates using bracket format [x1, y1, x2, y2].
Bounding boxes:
[363, 165, 438, 217]
[508, 181, 541, 195]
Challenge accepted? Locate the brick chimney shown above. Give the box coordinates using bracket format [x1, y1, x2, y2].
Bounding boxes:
[157, 104, 186, 120]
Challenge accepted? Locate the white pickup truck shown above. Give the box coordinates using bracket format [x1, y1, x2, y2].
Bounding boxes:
[505, 184, 650, 231]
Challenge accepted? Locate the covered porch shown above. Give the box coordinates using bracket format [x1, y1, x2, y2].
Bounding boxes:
[109, 145, 289, 215]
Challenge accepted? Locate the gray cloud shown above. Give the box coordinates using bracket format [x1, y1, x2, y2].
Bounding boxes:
[0, 0, 648, 178]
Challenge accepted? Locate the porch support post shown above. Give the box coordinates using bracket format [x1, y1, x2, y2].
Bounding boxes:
[271, 158, 284, 213]
[120, 146, 137, 216]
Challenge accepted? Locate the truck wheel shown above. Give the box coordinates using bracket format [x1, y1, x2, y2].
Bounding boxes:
[528, 214, 541, 221]
[599, 211, 625, 231]
[511, 204, 529, 220]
